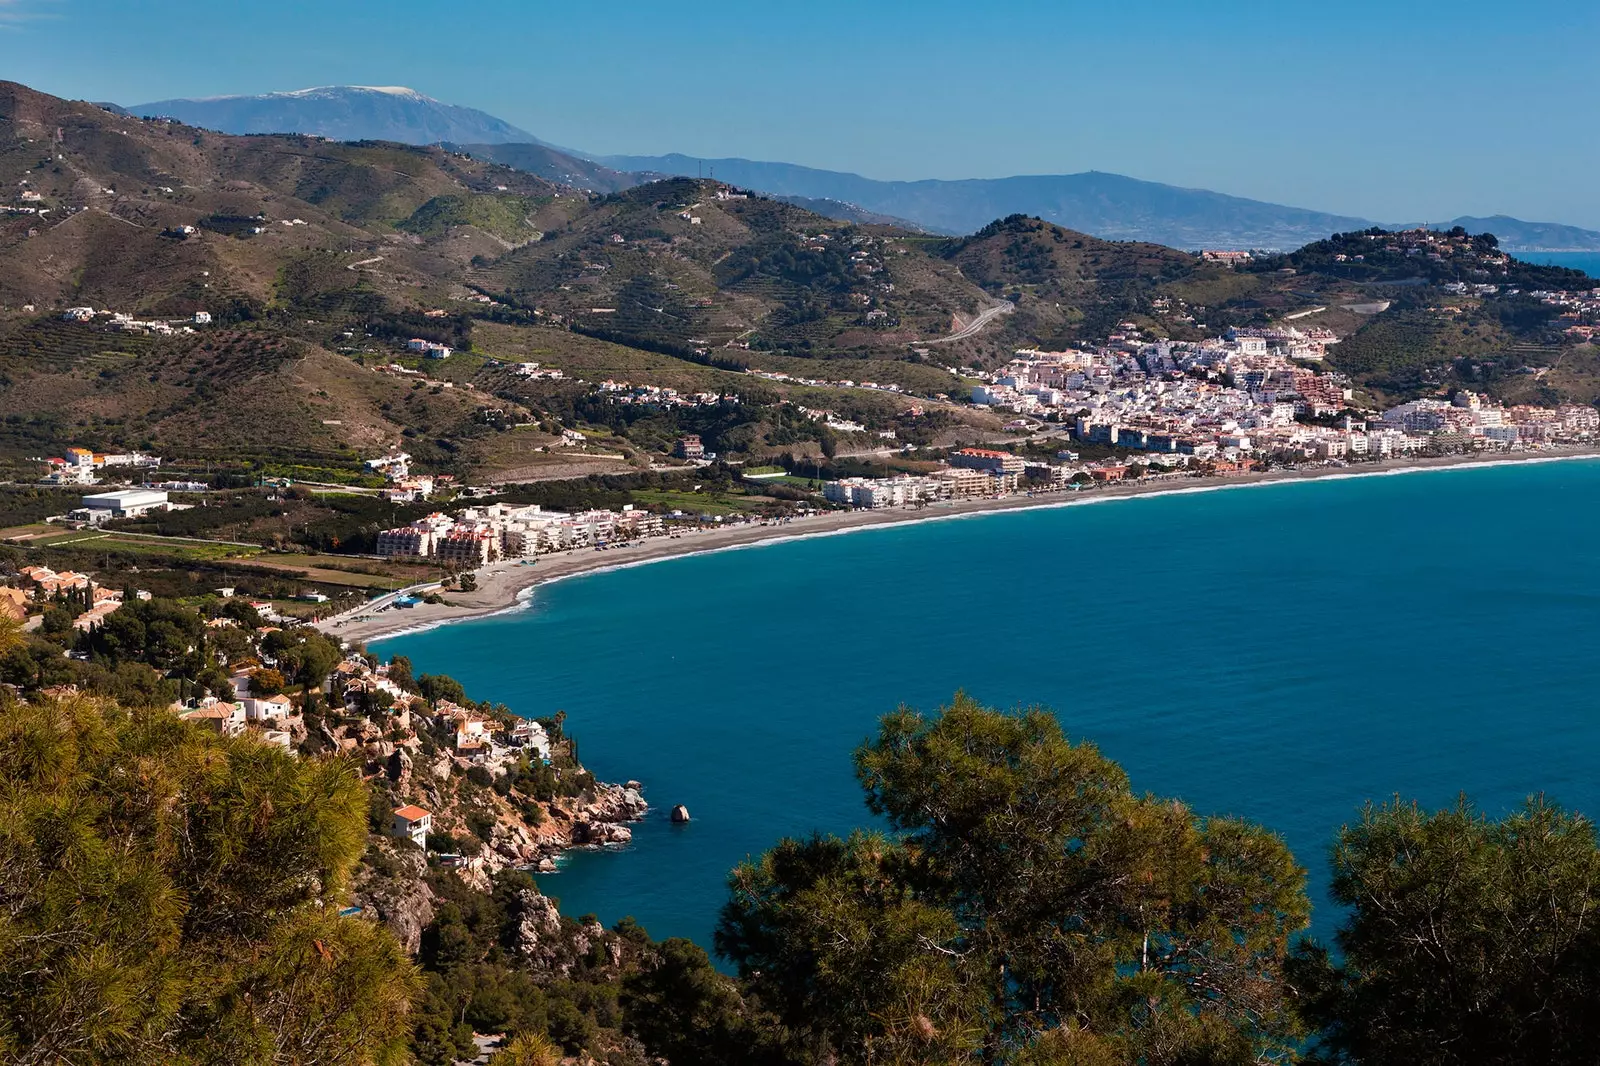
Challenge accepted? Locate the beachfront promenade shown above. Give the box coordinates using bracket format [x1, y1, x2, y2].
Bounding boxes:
[318, 446, 1600, 645]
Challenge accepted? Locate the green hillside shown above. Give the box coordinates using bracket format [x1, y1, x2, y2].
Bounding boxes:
[3, 78, 1597, 492]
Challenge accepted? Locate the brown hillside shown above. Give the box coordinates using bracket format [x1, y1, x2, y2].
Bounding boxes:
[938, 215, 1216, 347]
[0, 80, 563, 312]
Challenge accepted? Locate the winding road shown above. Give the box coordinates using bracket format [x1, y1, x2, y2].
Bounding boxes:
[927, 299, 1015, 344]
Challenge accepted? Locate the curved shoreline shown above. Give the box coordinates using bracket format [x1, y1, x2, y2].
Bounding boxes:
[323, 447, 1600, 646]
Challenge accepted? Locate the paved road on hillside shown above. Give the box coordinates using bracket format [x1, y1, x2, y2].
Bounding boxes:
[927, 299, 1015, 344]
[836, 422, 1073, 461]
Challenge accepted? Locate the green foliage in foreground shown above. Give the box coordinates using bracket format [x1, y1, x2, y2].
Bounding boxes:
[1293, 796, 1600, 1066]
[9, 681, 1600, 1066]
[717, 693, 1311, 1063]
[0, 696, 417, 1065]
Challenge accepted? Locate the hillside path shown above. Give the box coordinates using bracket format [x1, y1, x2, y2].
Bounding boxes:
[928, 299, 1014, 344]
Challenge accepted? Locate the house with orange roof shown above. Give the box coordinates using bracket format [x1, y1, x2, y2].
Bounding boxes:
[179, 701, 246, 737]
[73, 601, 122, 632]
[391, 804, 432, 848]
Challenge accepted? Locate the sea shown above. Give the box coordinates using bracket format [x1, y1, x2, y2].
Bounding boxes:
[1524, 250, 1600, 276]
[375, 459, 1600, 952]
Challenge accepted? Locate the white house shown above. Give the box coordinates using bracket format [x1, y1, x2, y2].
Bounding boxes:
[392, 805, 432, 848]
[455, 713, 491, 744]
[244, 694, 293, 723]
[260, 729, 294, 754]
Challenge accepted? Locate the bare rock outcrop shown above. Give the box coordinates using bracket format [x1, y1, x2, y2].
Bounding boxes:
[350, 839, 435, 955]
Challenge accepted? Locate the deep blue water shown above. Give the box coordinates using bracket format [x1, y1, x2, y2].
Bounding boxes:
[1523, 251, 1600, 277]
[376, 460, 1600, 951]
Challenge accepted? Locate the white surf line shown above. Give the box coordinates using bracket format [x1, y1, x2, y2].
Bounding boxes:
[369, 452, 1600, 646]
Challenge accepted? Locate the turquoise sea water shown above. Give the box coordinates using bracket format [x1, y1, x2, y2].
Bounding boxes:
[376, 460, 1600, 950]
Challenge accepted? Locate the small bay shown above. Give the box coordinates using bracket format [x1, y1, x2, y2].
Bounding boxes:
[377, 459, 1600, 950]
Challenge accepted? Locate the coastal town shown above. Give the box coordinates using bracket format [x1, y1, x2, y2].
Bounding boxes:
[18, 319, 1600, 574]
[970, 325, 1599, 461]
[6, 27, 1600, 1062]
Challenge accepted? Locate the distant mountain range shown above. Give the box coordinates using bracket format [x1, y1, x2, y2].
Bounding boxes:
[125, 87, 1600, 252]
[599, 155, 1377, 247]
[132, 86, 547, 147]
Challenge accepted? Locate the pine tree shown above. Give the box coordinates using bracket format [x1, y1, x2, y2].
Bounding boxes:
[0, 693, 420, 1064]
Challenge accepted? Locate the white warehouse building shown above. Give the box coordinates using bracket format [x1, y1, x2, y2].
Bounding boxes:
[70, 488, 170, 525]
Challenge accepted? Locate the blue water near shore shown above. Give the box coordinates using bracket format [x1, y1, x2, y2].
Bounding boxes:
[376, 459, 1600, 951]
[1523, 251, 1600, 276]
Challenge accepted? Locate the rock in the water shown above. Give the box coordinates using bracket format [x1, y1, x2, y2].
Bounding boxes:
[670, 804, 691, 824]
[573, 820, 633, 846]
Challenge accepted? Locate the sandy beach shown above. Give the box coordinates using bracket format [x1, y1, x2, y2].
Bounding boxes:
[318, 446, 1600, 645]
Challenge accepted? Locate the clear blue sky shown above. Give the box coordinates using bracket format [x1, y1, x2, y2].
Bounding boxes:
[6, 0, 1599, 226]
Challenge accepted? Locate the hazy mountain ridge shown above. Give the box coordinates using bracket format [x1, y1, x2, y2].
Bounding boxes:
[118, 88, 1600, 251]
[132, 85, 546, 147]
[598, 154, 1374, 247]
[1419, 215, 1600, 253]
[600, 154, 1600, 252]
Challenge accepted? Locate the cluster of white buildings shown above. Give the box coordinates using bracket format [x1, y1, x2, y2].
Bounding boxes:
[969, 329, 1370, 460]
[507, 361, 564, 380]
[405, 337, 453, 359]
[967, 315, 1600, 465]
[1531, 285, 1600, 343]
[1442, 281, 1503, 297]
[795, 406, 875, 435]
[824, 449, 1026, 508]
[973, 334, 1356, 455]
[61, 306, 211, 335]
[375, 503, 667, 564]
[597, 379, 731, 409]
[747, 368, 914, 397]
[427, 697, 550, 769]
[1378, 392, 1599, 447]
[40, 446, 162, 486]
[364, 450, 436, 502]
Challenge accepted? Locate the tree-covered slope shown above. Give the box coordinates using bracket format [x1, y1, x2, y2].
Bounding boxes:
[0, 693, 416, 1064]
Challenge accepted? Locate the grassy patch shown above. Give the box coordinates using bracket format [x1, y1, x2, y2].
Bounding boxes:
[32, 531, 259, 561]
[629, 488, 749, 516]
[397, 194, 548, 243]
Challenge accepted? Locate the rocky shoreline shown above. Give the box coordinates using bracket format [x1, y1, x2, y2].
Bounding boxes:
[313, 651, 651, 948]
[351, 776, 649, 955]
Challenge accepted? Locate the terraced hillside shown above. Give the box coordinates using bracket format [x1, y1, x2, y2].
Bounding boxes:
[2, 78, 1597, 486]
[468, 177, 997, 356]
[0, 80, 566, 313]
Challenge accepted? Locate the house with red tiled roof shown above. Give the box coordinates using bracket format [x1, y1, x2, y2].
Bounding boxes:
[179, 701, 246, 737]
[391, 805, 432, 848]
